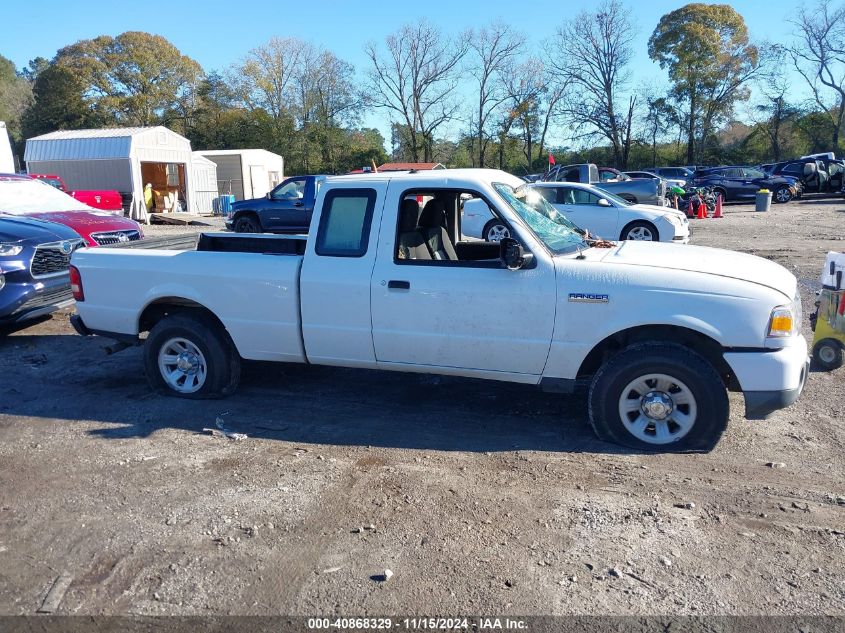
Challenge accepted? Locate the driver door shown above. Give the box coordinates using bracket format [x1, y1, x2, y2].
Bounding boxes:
[262, 177, 308, 232]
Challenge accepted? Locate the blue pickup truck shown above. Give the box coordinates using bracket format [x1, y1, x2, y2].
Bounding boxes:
[0, 216, 84, 327]
[225, 175, 326, 233]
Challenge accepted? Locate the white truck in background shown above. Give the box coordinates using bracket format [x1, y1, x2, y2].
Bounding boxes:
[69, 169, 809, 452]
[0, 122, 15, 173]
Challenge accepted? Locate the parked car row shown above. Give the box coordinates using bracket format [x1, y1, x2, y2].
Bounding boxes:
[0, 173, 144, 328]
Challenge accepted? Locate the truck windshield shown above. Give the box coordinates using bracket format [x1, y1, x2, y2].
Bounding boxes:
[494, 183, 589, 254]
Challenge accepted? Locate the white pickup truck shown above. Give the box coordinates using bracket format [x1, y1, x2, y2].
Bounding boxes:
[69, 169, 809, 451]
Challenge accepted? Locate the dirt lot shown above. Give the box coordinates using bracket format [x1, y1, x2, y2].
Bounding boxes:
[0, 200, 843, 617]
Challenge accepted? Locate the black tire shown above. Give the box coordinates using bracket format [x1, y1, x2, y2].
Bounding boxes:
[619, 220, 659, 242]
[233, 214, 262, 233]
[812, 338, 844, 371]
[588, 342, 729, 452]
[483, 220, 510, 242]
[773, 186, 793, 203]
[144, 313, 241, 399]
[713, 188, 728, 203]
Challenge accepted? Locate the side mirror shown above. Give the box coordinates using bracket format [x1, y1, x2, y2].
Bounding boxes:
[500, 237, 534, 271]
[598, 198, 612, 207]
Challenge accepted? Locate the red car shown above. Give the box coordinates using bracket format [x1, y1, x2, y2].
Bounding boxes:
[1, 174, 143, 246]
[28, 173, 123, 213]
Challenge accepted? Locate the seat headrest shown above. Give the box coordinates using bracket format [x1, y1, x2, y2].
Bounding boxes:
[399, 198, 421, 232]
[420, 199, 446, 227]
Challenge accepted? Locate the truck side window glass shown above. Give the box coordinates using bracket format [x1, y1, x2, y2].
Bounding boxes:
[315, 189, 376, 257]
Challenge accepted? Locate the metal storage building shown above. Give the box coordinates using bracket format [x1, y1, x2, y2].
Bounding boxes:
[196, 149, 284, 201]
[24, 126, 213, 220]
[190, 154, 219, 216]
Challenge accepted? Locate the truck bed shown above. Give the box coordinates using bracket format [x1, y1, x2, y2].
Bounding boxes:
[72, 233, 309, 363]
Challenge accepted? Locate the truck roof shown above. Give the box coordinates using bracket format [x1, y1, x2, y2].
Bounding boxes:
[326, 168, 522, 188]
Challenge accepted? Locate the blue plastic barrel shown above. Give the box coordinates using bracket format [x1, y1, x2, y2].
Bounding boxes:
[219, 195, 235, 214]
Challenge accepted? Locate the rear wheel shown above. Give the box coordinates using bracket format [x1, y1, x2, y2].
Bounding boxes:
[234, 214, 261, 233]
[588, 343, 729, 452]
[144, 314, 240, 399]
[774, 186, 793, 203]
[620, 221, 659, 241]
[812, 338, 843, 370]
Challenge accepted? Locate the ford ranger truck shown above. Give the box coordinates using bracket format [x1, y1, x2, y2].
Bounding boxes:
[68, 169, 809, 452]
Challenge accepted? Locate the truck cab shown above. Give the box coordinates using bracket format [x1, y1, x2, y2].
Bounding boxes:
[225, 175, 326, 233]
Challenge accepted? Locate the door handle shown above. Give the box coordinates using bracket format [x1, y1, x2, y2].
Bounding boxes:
[387, 280, 410, 290]
[294, 201, 304, 207]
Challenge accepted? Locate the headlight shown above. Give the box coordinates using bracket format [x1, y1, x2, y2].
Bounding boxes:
[661, 214, 682, 226]
[0, 272, 5, 291]
[767, 305, 797, 337]
[0, 243, 24, 257]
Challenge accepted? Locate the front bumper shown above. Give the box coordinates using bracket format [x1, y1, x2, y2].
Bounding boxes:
[723, 337, 810, 420]
[0, 275, 73, 325]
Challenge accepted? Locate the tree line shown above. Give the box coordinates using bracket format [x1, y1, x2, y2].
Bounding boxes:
[2, 0, 845, 176]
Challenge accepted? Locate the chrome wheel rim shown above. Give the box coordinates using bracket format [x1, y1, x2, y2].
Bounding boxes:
[618, 373, 697, 444]
[158, 337, 207, 393]
[487, 224, 510, 242]
[775, 188, 790, 202]
[627, 226, 653, 240]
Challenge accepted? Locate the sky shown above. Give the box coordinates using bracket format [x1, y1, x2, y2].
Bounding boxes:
[1, 0, 810, 150]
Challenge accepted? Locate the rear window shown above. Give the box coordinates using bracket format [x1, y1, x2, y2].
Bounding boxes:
[315, 188, 376, 257]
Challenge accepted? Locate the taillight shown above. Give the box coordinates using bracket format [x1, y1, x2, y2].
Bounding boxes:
[69, 265, 84, 301]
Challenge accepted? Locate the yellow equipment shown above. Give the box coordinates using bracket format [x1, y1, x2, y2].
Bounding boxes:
[811, 252, 845, 370]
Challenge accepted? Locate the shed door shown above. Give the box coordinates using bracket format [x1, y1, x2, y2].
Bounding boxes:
[250, 165, 269, 199]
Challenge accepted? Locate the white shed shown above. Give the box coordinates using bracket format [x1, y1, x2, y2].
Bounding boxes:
[196, 149, 284, 201]
[190, 153, 219, 215]
[24, 126, 214, 220]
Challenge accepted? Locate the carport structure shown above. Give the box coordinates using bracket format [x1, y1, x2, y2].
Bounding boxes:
[24, 126, 211, 220]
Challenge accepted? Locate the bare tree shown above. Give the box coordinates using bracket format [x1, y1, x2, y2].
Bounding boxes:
[230, 37, 309, 128]
[466, 22, 524, 167]
[365, 21, 467, 162]
[548, 0, 637, 168]
[786, 0, 845, 149]
[749, 46, 800, 161]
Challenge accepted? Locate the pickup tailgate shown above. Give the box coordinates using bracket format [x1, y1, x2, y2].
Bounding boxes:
[72, 248, 306, 363]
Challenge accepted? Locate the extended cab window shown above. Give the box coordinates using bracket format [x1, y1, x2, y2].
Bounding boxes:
[397, 189, 505, 265]
[315, 189, 376, 257]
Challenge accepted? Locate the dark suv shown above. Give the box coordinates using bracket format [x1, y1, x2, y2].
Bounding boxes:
[687, 166, 797, 203]
[0, 216, 85, 327]
[768, 157, 844, 195]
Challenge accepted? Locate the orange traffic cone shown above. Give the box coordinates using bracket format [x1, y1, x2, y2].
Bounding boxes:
[713, 194, 723, 218]
[687, 200, 694, 218]
[696, 200, 707, 219]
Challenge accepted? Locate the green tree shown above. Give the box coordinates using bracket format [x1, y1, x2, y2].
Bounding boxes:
[648, 3, 759, 164]
[55, 32, 203, 126]
[21, 64, 101, 139]
[0, 54, 33, 155]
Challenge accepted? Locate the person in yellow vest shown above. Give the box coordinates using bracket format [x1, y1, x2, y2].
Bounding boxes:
[144, 183, 153, 211]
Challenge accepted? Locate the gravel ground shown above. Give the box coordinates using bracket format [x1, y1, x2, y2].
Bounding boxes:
[0, 199, 843, 617]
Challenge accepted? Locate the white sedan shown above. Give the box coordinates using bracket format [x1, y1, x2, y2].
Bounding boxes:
[462, 181, 690, 243]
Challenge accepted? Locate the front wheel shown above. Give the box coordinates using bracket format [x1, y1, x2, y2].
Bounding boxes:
[812, 339, 843, 371]
[144, 313, 241, 399]
[588, 343, 729, 451]
[233, 214, 262, 233]
[484, 220, 510, 242]
[774, 186, 793, 203]
[620, 221, 659, 241]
